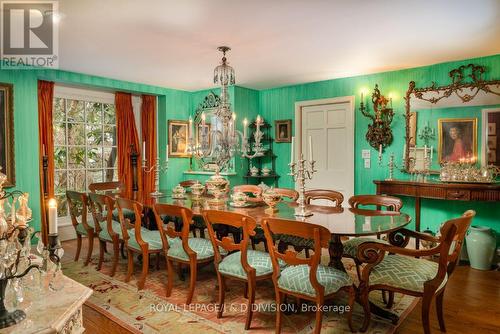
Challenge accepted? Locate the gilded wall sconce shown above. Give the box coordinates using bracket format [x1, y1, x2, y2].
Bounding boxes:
[360, 84, 394, 151]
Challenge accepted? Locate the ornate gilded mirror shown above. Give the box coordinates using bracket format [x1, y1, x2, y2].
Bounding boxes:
[403, 64, 500, 174]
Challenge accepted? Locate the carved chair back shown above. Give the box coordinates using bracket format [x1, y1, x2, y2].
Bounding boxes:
[273, 188, 299, 202]
[233, 185, 263, 198]
[153, 203, 195, 256]
[439, 210, 475, 276]
[66, 190, 91, 231]
[89, 181, 124, 196]
[116, 197, 156, 249]
[262, 218, 331, 296]
[203, 210, 257, 273]
[305, 189, 344, 208]
[88, 193, 116, 238]
[348, 194, 402, 212]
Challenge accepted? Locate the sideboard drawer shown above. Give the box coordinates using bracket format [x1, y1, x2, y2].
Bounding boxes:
[446, 189, 471, 200]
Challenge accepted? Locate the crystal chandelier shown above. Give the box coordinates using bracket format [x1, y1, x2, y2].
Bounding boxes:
[187, 46, 265, 171]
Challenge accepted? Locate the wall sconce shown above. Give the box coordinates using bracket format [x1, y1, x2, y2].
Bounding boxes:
[360, 84, 394, 155]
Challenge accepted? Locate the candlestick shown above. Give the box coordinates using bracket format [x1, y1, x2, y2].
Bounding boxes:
[48, 198, 58, 234]
[378, 144, 383, 165]
[142, 141, 146, 162]
[289, 153, 316, 217]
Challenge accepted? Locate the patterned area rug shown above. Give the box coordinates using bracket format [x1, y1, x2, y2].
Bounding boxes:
[62, 253, 418, 333]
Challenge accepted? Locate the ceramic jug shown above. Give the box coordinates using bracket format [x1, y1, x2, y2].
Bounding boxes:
[466, 226, 496, 270]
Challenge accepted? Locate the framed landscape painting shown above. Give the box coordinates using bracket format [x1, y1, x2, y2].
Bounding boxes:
[0, 83, 14, 187]
[168, 120, 189, 157]
[438, 118, 477, 163]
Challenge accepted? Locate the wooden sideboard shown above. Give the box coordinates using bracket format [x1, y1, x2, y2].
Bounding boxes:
[374, 180, 500, 248]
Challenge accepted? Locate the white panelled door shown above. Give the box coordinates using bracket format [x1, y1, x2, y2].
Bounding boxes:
[297, 98, 354, 203]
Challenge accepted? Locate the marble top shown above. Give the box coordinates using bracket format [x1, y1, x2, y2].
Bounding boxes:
[4, 274, 92, 334]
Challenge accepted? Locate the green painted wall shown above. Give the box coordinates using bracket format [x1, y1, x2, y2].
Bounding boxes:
[258, 54, 500, 237]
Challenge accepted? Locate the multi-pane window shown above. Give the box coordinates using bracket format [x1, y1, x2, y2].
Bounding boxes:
[53, 98, 118, 217]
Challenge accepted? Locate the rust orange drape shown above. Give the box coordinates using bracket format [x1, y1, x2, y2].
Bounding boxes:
[38, 80, 55, 244]
[141, 95, 157, 204]
[116, 92, 142, 200]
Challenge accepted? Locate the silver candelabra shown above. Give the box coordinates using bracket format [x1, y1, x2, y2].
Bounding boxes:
[289, 153, 316, 217]
[142, 158, 169, 197]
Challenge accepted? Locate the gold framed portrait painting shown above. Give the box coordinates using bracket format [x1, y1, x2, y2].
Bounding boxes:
[0, 83, 14, 187]
[438, 118, 477, 163]
[168, 120, 189, 157]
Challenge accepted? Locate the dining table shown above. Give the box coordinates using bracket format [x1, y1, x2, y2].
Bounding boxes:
[143, 192, 411, 272]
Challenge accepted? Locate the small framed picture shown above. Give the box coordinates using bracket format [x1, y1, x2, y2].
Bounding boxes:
[488, 122, 496, 136]
[438, 118, 477, 163]
[168, 120, 189, 157]
[275, 119, 292, 143]
[488, 136, 497, 150]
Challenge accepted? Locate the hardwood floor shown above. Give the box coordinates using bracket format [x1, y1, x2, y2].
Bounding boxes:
[61, 239, 500, 333]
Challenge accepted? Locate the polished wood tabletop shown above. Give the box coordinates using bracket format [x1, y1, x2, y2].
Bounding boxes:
[147, 192, 411, 237]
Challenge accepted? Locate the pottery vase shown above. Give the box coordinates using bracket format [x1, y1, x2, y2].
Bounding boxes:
[466, 226, 496, 270]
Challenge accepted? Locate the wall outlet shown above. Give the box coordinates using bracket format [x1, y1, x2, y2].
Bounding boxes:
[362, 149, 371, 159]
[364, 158, 371, 168]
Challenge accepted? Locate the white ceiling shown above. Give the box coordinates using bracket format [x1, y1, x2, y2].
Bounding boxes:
[57, 0, 500, 91]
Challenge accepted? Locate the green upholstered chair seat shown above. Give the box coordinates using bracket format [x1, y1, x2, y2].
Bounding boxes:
[103, 208, 135, 222]
[98, 220, 123, 241]
[167, 237, 227, 261]
[279, 235, 314, 248]
[369, 254, 447, 292]
[127, 228, 163, 251]
[218, 250, 285, 279]
[278, 264, 353, 297]
[343, 237, 389, 258]
[75, 218, 95, 235]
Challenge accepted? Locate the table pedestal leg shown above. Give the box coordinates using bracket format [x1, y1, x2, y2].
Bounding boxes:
[328, 235, 346, 272]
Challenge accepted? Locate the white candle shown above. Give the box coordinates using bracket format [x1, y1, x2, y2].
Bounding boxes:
[165, 145, 169, 162]
[424, 145, 428, 158]
[231, 113, 236, 137]
[308, 136, 313, 162]
[243, 118, 248, 138]
[430, 146, 433, 163]
[142, 141, 146, 160]
[290, 137, 295, 163]
[188, 116, 193, 140]
[48, 198, 58, 234]
[379, 144, 382, 156]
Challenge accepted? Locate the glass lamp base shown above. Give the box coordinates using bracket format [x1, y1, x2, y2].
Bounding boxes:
[294, 208, 313, 217]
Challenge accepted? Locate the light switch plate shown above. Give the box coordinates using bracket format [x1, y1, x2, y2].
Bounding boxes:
[364, 158, 371, 168]
[362, 149, 371, 159]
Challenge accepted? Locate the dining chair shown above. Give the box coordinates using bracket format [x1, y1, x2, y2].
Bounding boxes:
[232, 184, 263, 198]
[66, 190, 94, 266]
[262, 217, 356, 334]
[279, 189, 345, 257]
[117, 197, 167, 290]
[305, 189, 344, 207]
[153, 203, 222, 304]
[89, 181, 136, 223]
[343, 195, 403, 277]
[273, 187, 299, 201]
[357, 210, 475, 333]
[88, 193, 123, 276]
[203, 210, 279, 330]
